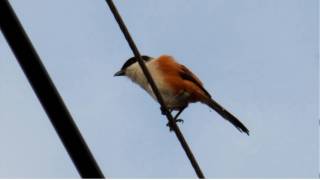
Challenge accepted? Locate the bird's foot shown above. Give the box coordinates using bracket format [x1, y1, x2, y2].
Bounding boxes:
[175, 119, 184, 124]
[166, 119, 184, 131]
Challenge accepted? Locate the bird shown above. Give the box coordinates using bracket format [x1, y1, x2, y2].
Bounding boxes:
[114, 55, 249, 135]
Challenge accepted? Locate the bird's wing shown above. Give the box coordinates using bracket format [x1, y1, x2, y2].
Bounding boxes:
[156, 55, 211, 98]
[178, 64, 212, 98]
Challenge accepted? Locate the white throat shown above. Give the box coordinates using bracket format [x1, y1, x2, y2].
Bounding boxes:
[126, 62, 149, 90]
[125, 60, 163, 100]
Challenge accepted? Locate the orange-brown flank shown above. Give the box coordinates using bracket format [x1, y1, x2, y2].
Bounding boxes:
[155, 55, 210, 104]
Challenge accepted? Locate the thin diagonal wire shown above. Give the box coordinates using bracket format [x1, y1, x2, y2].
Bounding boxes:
[104, 0, 205, 178]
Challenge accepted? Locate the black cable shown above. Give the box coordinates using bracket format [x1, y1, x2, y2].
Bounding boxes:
[0, 1, 104, 178]
[104, 0, 205, 178]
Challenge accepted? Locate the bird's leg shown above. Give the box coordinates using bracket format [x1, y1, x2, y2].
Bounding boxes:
[166, 106, 187, 131]
[173, 106, 187, 123]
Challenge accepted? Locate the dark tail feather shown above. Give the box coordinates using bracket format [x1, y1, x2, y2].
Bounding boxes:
[206, 98, 249, 135]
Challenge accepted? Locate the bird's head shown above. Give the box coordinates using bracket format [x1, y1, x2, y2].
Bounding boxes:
[114, 55, 152, 77]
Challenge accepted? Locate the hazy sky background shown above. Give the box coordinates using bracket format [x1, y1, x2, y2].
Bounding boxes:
[0, 0, 318, 178]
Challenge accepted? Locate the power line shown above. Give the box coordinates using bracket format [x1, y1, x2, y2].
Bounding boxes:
[104, 0, 205, 178]
[0, 1, 104, 178]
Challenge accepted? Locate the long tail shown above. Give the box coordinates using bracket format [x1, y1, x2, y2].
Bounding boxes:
[206, 98, 249, 135]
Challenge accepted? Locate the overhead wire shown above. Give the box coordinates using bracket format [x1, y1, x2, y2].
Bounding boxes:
[0, 1, 104, 178]
[104, 0, 205, 178]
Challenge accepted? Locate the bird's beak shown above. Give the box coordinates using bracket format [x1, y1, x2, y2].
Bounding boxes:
[114, 70, 125, 76]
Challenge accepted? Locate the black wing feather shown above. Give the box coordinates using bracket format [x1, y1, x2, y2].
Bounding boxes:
[179, 65, 211, 98]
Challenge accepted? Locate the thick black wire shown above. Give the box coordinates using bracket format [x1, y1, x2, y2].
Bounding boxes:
[0, 1, 104, 178]
[104, 0, 205, 178]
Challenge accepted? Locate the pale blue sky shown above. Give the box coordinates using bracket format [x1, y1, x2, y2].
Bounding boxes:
[0, 0, 318, 178]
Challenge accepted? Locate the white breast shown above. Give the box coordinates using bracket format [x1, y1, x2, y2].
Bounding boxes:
[125, 60, 165, 99]
[125, 60, 189, 109]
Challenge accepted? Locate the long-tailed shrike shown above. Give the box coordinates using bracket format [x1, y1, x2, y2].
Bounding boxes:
[114, 55, 249, 135]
